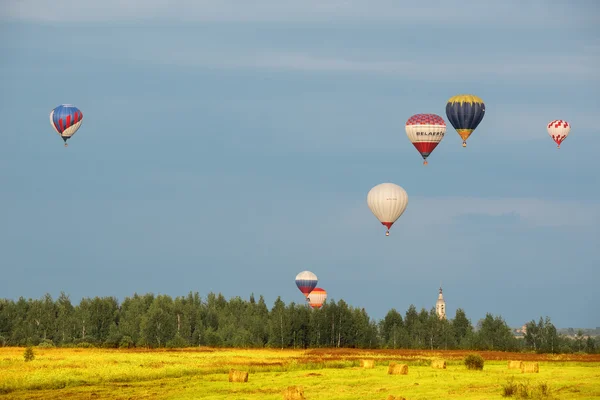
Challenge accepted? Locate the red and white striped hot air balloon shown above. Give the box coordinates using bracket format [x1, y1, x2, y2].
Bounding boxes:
[405, 114, 446, 165]
[547, 120, 570, 149]
[367, 183, 408, 237]
[308, 288, 327, 309]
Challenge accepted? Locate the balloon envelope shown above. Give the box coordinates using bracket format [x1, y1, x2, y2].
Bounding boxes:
[50, 104, 83, 142]
[547, 120, 570, 148]
[367, 183, 408, 235]
[295, 271, 318, 298]
[405, 114, 446, 164]
[308, 288, 327, 309]
[445, 94, 485, 147]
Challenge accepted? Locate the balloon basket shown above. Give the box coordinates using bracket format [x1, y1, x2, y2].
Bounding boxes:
[423, 160, 428, 166]
[385, 231, 390, 236]
[64, 143, 68, 148]
[462, 142, 467, 148]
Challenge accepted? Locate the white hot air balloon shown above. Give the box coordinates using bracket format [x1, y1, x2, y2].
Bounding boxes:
[367, 183, 408, 236]
[547, 120, 570, 149]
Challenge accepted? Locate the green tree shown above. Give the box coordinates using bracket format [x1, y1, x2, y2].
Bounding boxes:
[268, 297, 291, 349]
[56, 292, 75, 345]
[476, 314, 517, 351]
[381, 309, 404, 349]
[119, 293, 154, 346]
[452, 308, 473, 348]
[140, 295, 176, 348]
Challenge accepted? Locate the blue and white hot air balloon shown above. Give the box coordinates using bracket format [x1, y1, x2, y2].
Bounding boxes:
[295, 271, 318, 300]
[49, 104, 83, 147]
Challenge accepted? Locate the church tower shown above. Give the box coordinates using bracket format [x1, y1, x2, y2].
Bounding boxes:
[436, 286, 446, 320]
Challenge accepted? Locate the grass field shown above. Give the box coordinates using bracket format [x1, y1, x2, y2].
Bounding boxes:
[1, 347, 599, 399]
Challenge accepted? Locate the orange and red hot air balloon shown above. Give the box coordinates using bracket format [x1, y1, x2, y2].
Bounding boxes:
[307, 288, 327, 309]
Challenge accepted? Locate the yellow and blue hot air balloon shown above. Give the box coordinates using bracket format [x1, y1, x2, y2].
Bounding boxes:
[445, 94, 485, 147]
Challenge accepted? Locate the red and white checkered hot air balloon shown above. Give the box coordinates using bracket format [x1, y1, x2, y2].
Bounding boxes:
[547, 120, 570, 149]
[405, 114, 446, 165]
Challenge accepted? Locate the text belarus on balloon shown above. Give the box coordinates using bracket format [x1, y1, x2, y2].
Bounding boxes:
[547, 120, 570, 149]
[49, 104, 83, 147]
[307, 288, 327, 309]
[405, 114, 446, 165]
[295, 271, 318, 299]
[367, 183, 408, 237]
[445, 94, 485, 148]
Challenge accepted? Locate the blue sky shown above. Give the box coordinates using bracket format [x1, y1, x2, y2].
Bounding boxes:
[1, 0, 598, 328]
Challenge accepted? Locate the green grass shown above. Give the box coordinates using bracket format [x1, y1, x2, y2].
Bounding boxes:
[0, 348, 598, 399]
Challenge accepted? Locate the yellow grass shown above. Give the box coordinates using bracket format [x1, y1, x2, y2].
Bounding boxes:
[0, 347, 599, 399]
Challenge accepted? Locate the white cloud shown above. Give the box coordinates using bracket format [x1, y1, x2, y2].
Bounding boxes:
[2, 0, 597, 25]
[118, 49, 599, 83]
[321, 195, 600, 237]
[404, 196, 600, 228]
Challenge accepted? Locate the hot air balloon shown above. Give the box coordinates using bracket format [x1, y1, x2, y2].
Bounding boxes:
[445, 94, 485, 147]
[547, 120, 570, 149]
[367, 183, 408, 236]
[405, 114, 446, 165]
[295, 271, 318, 300]
[307, 288, 327, 309]
[49, 104, 84, 147]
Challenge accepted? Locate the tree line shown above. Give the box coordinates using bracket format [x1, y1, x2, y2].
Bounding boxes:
[0, 292, 596, 354]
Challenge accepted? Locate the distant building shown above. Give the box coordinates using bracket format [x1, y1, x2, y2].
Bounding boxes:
[435, 287, 446, 320]
[513, 324, 527, 338]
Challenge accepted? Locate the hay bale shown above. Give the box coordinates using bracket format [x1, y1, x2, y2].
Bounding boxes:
[431, 359, 446, 369]
[282, 385, 305, 400]
[387, 362, 408, 375]
[360, 359, 375, 368]
[228, 369, 249, 382]
[521, 362, 539, 373]
[508, 360, 523, 370]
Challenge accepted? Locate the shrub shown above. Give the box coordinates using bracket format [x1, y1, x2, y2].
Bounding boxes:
[502, 377, 517, 397]
[119, 336, 134, 349]
[23, 346, 35, 362]
[38, 339, 55, 348]
[464, 353, 484, 370]
[166, 333, 189, 348]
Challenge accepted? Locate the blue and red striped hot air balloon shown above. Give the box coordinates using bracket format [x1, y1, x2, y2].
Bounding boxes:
[295, 271, 317, 301]
[49, 104, 83, 147]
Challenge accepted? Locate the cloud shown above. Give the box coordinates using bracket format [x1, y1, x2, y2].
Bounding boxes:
[321, 195, 600, 239]
[2, 0, 597, 25]
[110, 48, 599, 83]
[405, 196, 600, 228]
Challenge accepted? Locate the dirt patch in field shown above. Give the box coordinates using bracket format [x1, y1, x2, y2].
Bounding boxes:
[302, 348, 600, 362]
[213, 360, 285, 367]
[303, 373, 322, 377]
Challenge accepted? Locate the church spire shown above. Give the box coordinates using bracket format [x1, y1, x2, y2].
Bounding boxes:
[436, 285, 446, 320]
